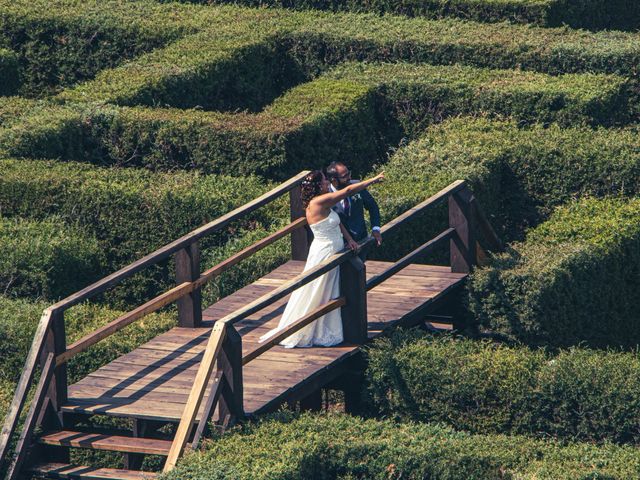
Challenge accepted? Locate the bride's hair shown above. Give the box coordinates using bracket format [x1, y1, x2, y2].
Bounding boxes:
[300, 170, 324, 208]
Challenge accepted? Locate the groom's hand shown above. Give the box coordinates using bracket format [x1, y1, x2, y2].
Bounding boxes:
[373, 231, 382, 246]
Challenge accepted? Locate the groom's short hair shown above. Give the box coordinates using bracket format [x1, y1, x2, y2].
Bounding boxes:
[326, 161, 346, 180]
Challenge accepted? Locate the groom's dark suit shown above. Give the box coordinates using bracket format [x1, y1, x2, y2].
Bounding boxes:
[331, 181, 381, 242]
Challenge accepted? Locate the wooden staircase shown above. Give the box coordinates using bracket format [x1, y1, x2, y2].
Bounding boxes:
[0, 175, 502, 479]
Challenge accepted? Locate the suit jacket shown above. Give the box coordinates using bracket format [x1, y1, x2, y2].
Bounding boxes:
[331, 181, 381, 242]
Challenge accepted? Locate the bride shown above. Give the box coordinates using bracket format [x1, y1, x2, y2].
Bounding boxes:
[259, 169, 385, 348]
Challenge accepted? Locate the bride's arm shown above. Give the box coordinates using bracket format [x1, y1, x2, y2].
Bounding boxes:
[340, 223, 358, 251]
[314, 172, 385, 210]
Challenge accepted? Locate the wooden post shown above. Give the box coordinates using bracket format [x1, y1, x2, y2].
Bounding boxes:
[39, 310, 68, 463]
[42, 310, 67, 411]
[449, 188, 477, 273]
[290, 185, 312, 261]
[218, 324, 244, 422]
[176, 242, 202, 328]
[340, 257, 368, 344]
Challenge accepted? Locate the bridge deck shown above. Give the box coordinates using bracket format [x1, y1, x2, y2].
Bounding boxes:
[62, 260, 466, 422]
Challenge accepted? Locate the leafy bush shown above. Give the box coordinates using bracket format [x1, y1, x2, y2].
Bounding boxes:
[0, 159, 284, 303]
[469, 197, 640, 348]
[0, 216, 105, 300]
[370, 118, 640, 262]
[4, 64, 635, 181]
[0, 0, 198, 96]
[366, 331, 640, 444]
[189, 0, 640, 30]
[0, 49, 19, 95]
[0, 295, 176, 386]
[160, 412, 640, 479]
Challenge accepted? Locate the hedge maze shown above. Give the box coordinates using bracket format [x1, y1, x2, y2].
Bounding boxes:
[2, 0, 640, 477]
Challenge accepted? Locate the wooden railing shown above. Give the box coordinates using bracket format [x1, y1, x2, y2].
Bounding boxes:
[1, 175, 501, 477]
[0, 171, 313, 476]
[163, 179, 503, 472]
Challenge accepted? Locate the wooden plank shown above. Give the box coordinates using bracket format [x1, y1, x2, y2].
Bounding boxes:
[50, 171, 310, 312]
[29, 462, 157, 479]
[164, 321, 226, 471]
[38, 431, 172, 456]
[243, 298, 346, 365]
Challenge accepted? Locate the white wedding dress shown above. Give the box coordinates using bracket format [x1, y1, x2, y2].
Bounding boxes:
[259, 210, 344, 348]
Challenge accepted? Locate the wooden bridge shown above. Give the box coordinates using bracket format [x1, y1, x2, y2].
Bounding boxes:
[0, 174, 501, 479]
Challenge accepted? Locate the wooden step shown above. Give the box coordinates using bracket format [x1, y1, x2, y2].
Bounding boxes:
[29, 463, 157, 479]
[38, 431, 171, 456]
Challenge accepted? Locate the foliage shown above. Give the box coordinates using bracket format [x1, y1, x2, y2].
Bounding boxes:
[0, 49, 19, 95]
[0, 216, 105, 300]
[161, 412, 640, 479]
[182, 0, 640, 30]
[469, 197, 640, 348]
[366, 331, 640, 444]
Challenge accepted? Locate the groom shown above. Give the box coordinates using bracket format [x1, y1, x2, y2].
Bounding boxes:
[327, 161, 382, 247]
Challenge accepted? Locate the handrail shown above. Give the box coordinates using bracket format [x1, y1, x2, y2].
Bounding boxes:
[359, 180, 466, 254]
[50, 171, 309, 312]
[242, 297, 346, 365]
[56, 217, 308, 366]
[166, 181, 475, 472]
[366, 228, 456, 291]
[0, 171, 309, 471]
[164, 321, 227, 472]
[6, 353, 56, 480]
[0, 309, 53, 465]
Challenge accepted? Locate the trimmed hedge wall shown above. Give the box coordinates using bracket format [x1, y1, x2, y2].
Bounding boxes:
[0, 49, 19, 96]
[0, 216, 104, 300]
[3, 65, 636, 180]
[160, 412, 640, 479]
[193, 0, 640, 31]
[0, 0, 201, 96]
[469, 197, 640, 348]
[371, 118, 640, 262]
[0, 295, 176, 386]
[366, 331, 640, 444]
[0, 159, 284, 304]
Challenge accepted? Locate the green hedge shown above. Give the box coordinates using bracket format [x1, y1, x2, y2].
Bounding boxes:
[326, 62, 639, 130]
[469, 197, 640, 348]
[0, 295, 176, 386]
[366, 331, 640, 444]
[370, 118, 640, 263]
[0, 216, 104, 300]
[0, 0, 201, 96]
[160, 412, 640, 479]
[4, 65, 635, 180]
[0, 159, 283, 303]
[0, 49, 19, 96]
[192, 0, 640, 30]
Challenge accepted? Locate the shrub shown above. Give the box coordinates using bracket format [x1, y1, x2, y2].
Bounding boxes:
[0, 295, 176, 386]
[0, 49, 19, 96]
[0, 216, 105, 300]
[0, 0, 197, 96]
[188, 0, 640, 31]
[371, 118, 640, 262]
[0, 159, 283, 303]
[4, 65, 636, 181]
[365, 331, 640, 444]
[469, 197, 640, 348]
[160, 412, 640, 479]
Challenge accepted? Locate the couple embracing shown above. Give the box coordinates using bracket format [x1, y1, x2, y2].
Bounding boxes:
[259, 162, 384, 348]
